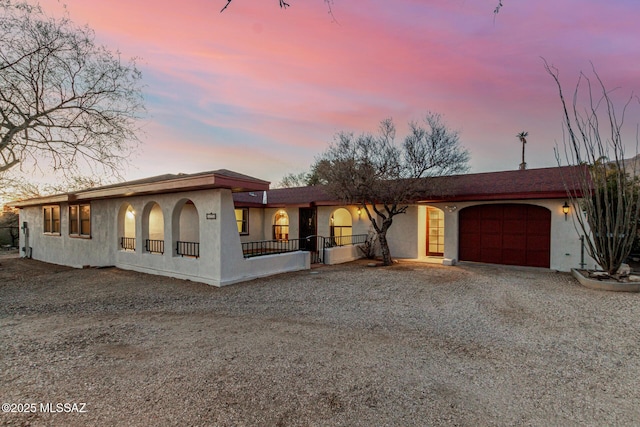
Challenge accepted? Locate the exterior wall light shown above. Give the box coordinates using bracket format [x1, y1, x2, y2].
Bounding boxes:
[445, 205, 457, 213]
[562, 202, 570, 220]
[357, 207, 362, 216]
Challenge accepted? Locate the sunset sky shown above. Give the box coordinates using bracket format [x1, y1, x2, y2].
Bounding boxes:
[38, 0, 640, 186]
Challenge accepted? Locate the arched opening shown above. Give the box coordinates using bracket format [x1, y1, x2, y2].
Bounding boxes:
[427, 207, 445, 256]
[330, 208, 352, 246]
[143, 202, 165, 254]
[273, 210, 289, 241]
[174, 199, 200, 258]
[118, 203, 136, 251]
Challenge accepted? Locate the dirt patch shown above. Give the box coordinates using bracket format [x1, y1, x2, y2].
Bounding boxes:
[2, 258, 640, 426]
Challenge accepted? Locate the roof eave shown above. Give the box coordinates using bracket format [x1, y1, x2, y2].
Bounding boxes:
[12, 172, 270, 207]
[418, 190, 583, 203]
[76, 173, 269, 201]
[10, 194, 71, 208]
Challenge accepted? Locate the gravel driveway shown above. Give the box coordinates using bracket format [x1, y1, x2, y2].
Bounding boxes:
[1, 256, 639, 426]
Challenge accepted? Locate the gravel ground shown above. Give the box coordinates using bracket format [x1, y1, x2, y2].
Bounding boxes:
[1, 255, 640, 426]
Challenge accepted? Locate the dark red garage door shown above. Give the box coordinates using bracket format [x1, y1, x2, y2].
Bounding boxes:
[459, 204, 551, 268]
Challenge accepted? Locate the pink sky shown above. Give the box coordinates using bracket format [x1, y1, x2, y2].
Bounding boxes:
[38, 0, 640, 185]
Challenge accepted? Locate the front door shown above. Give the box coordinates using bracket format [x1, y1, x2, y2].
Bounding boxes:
[427, 207, 444, 256]
[299, 207, 317, 251]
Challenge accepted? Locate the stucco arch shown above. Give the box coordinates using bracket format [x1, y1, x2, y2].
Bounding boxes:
[172, 198, 200, 257]
[142, 201, 165, 254]
[330, 207, 353, 245]
[117, 202, 136, 251]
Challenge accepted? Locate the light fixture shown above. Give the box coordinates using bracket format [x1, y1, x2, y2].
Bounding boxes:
[357, 207, 362, 216]
[445, 205, 457, 213]
[562, 202, 570, 220]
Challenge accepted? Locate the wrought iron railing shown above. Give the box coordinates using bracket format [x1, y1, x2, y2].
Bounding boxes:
[326, 234, 368, 248]
[242, 238, 305, 258]
[120, 237, 136, 251]
[177, 241, 199, 258]
[242, 234, 369, 263]
[145, 239, 165, 254]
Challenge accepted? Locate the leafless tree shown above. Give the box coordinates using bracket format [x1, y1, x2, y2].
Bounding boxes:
[277, 171, 311, 188]
[0, 208, 18, 247]
[0, 1, 144, 178]
[546, 60, 640, 277]
[276, 162, 326, 188]
[0, 173, 112, 204]
[314, 113, 469, 266]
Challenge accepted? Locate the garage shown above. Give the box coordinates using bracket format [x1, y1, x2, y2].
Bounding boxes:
[459, 204, 551, 268]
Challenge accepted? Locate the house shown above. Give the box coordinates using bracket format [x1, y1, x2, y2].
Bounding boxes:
[11, 165, 595, 286]
[11, 170, 311, 286]
[234, 165, 593, 271]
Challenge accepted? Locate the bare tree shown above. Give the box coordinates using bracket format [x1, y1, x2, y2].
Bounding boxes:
[546, 60, 640, 277]
[0, 174, 113, 204]
[314, 113, 469, 266]
[0, 208, 18, 247]
[277, 171, 311, 188]
[276, 162, 327, 188]
[0, 1, 144, 178]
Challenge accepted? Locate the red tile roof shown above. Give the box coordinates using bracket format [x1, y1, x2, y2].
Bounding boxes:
[233, 166, 586, 207]
[233, 186, 334, 207]
[418, 165, 586, 202]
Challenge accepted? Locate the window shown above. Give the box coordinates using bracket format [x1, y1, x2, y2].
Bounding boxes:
[273, 210, 289, 241]
[43, 206, 60, 234]
[235, 208, 248, 234]
[69, 204, 91, 237]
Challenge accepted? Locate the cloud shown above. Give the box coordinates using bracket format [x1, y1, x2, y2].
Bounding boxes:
[36, 0, 640, 182]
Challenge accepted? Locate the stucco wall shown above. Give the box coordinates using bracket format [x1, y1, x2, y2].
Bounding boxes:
[383, 205, 426, 259]
[19, 188, 311, 286]
[19, 200, 115, 268]
[222, 251, 311, 286]
[324, 245, 364, 265]
[237, 207, 265, 243]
